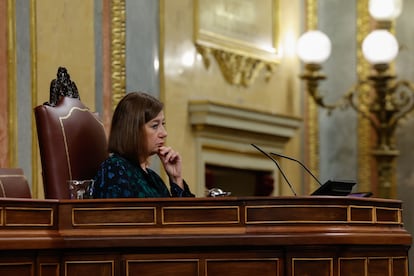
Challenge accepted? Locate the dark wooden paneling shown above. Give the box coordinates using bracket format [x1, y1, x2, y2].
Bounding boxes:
[126, 260, 199, 276]
[37, 251, 61, 276]
[368, 258, 389, 276]
[350, 206, 372, 222]
[162, 206, 239, 224]
[0, 197, 409, 276]
[246, 205, 348, 223]
[292, 258, 332, 276]
[4, 207, 53, 226]
[0, 262, 34, 276]
[393, 257, 408, 276]
[72, 207, 156, 226]
[376, 207, 400, 224]
[39, 263, 60, 276]
[206, 259, 279, 276]
[65, 261, 114, 276]
[339, 258, 366, 275]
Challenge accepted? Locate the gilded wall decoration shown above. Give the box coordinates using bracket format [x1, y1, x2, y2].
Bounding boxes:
[356, 0, 373, 192]
[111, 0, 126, 110]
[305, 0, 320, 194]
[7, 0, 17, 167]
[194, 0, 280, 87]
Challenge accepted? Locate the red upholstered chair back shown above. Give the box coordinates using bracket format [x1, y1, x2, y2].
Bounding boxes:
[0, 168, 31, 198]
[34, 97, 108, 199]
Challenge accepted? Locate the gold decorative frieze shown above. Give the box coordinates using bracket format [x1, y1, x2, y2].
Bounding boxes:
[7, 0, 17, 167]
[111, 0, 126, 110]
[305, 0, 320, 194]
[356, 0, 373, 194]
[197, 46, 276, 87]
[194, 0, 280, 87]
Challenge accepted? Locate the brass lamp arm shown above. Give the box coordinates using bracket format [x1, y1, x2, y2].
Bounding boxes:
[301, 64, 353, 112]
[344, 80, 380, 129]
[308, 89, 350, 112]
[302, 63, 414, 141]
[387, 80, 414, 126]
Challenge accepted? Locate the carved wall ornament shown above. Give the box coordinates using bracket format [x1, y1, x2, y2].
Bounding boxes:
[197, 45, 276, 87]
[111, 0, 126, 111]
[194, 0, 280, 87]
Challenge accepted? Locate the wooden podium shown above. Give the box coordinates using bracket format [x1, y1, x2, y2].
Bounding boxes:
[0, 196, 410, 276]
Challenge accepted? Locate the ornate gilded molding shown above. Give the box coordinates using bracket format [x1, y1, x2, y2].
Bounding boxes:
[356, 0, 373, 192]
[7, 0, 17, 167]
[197, 45, 276, 87]
[305, 0, 320, 193]
[194, 0, 279, 88]
[111, 0, 126, 110]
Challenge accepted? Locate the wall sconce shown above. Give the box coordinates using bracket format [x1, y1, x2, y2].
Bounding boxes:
[297, 0, 414, 198]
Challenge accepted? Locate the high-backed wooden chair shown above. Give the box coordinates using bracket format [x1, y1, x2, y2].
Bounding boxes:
[34, 67, 108, 199]
[0, 168, 31, 198]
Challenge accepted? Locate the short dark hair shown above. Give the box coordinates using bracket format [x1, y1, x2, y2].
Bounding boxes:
[108, 91, 164, 164]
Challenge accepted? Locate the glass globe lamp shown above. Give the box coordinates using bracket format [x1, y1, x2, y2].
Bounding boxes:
[362, 30, 399, 64]
[369, 0, 402, 21]
[297, 30, 332, 64]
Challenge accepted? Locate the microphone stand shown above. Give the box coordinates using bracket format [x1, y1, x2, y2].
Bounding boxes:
[251, 144, 297, 196]
[270, 152, 322, 186]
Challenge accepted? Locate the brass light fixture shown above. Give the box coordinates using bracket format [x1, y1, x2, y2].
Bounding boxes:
[297, 0, 413, 198]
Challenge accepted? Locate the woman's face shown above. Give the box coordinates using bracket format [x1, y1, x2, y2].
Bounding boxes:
[144, 111, 167, 156]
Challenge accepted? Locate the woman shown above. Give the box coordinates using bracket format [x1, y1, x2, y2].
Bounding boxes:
[93, 92, 194, 198]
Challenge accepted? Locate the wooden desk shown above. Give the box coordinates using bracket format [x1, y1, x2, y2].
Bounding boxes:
[0, 196, 410, 276]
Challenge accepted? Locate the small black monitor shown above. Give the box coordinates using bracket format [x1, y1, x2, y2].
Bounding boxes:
[311, 179, 356, 196]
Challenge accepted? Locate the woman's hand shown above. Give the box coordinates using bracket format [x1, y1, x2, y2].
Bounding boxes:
[157, 146, 184, 188]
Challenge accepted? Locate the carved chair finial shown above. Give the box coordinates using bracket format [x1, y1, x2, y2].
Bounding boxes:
[46, 67, 80, 106]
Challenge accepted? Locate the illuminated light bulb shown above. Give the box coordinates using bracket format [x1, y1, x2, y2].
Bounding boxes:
[369, 0, 402, 21]
[297, 30, 331, 64]
[362, 30, 398, 64]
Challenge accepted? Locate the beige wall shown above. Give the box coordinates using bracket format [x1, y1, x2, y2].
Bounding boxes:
[161, 0, 303, 195]
[36, 0, 95, 108]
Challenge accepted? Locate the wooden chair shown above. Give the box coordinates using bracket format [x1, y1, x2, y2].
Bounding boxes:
[34, 67, 108, 199]
[0, 168, 31, 198]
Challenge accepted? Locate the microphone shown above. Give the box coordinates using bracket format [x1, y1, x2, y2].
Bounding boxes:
[270, 151, 356, 196]
[251, 144, 297, 196]
[269, 151, 322, 186]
